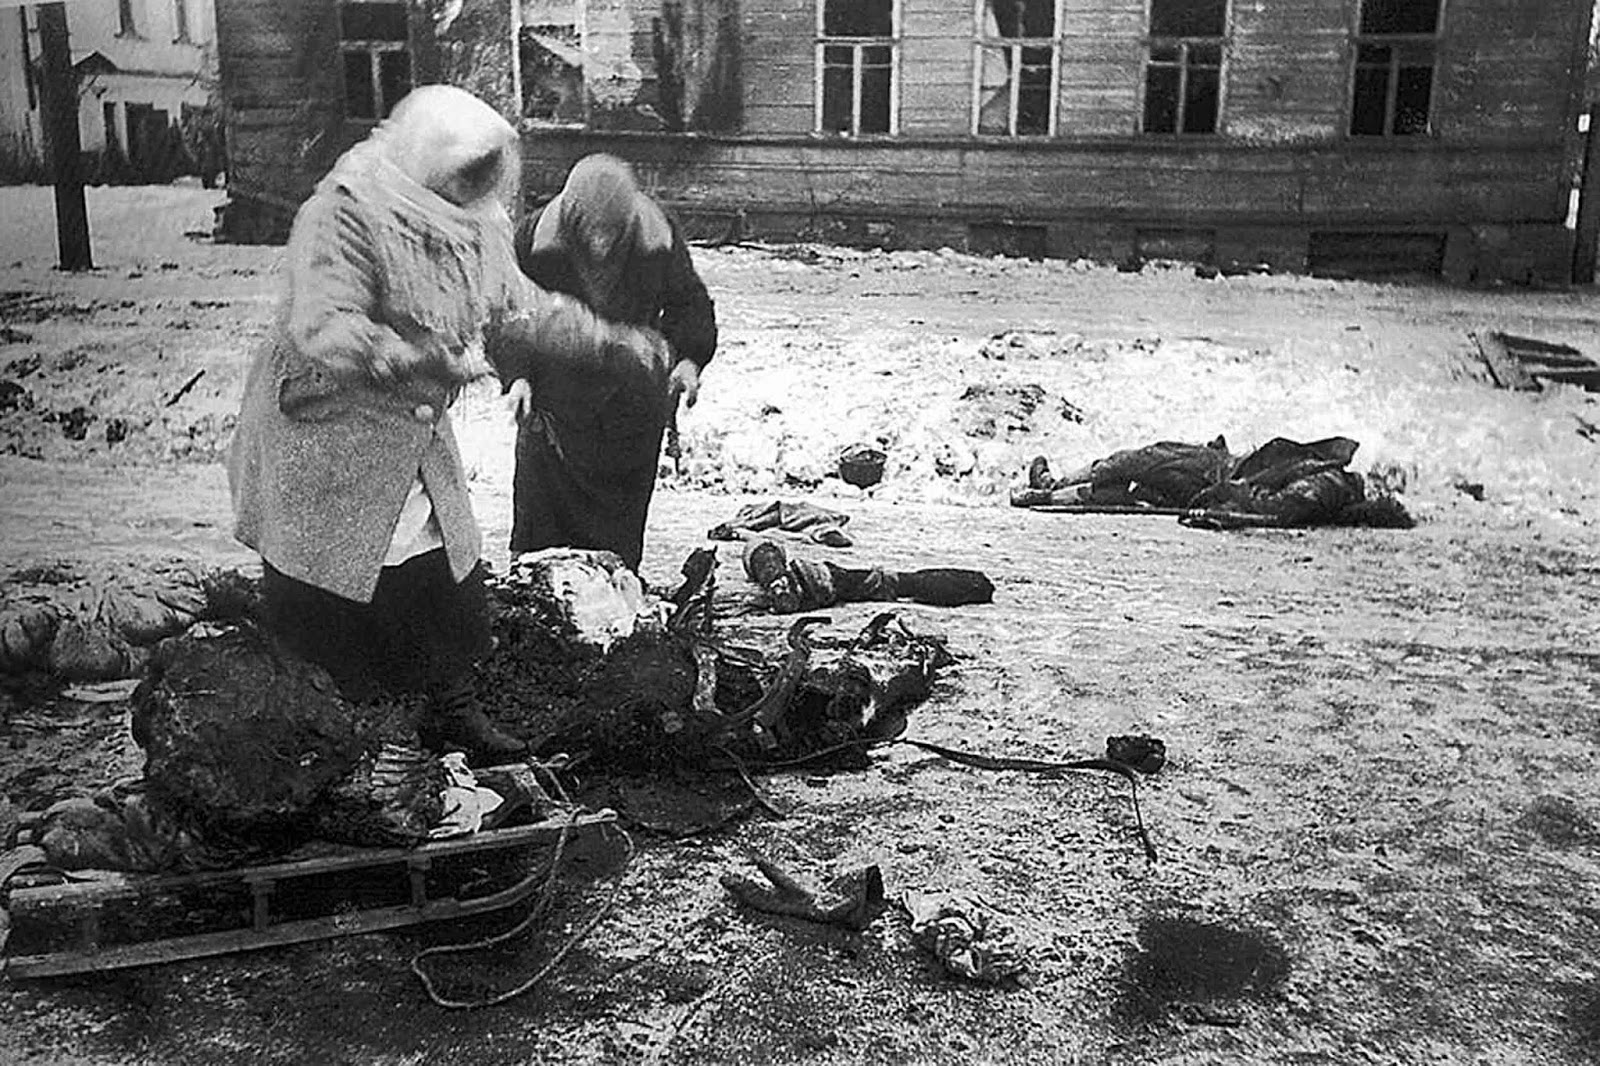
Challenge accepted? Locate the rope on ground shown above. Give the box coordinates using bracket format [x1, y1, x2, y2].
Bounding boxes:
[409, 813, 636, 1010]
[899, 738, 1158, 863]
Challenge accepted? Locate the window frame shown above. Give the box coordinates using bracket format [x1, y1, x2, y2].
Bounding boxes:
[1347, 0, 1446, 138]
[970, 0, 1064, 138]
[338, 0, 413, 123]
[814, 0, 901, 137]
[519, 0, 590, 128]
[1140, 0, 1229, 136]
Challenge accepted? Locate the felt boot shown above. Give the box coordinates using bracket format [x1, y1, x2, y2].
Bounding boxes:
[424, 678, 526, 763]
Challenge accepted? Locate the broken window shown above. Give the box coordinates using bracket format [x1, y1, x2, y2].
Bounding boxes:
[339, 1, 412, 121]
[1142, 0, 1226, 135]
[1349, 0, 1441, 136]
[521, 0, 587, 124]
[817, 0, 897, 136]
[975, 0, 1059, 137]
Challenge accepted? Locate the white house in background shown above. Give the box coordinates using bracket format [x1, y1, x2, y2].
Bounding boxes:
[0, 0, 218, 181]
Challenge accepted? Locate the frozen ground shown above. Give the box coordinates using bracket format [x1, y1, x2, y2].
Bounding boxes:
[1, 185, 1599, 1065]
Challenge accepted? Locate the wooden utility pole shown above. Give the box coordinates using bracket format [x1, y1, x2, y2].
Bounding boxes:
[35, 2, 93, 271]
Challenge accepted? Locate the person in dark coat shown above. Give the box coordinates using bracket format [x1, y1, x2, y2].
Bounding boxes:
[229, 89, 670, 761]
[496, 153, 718, 571]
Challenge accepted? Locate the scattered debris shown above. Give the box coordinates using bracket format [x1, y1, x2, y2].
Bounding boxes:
[1472, 331, 1600, 393]
[0, 381, 27, 413]
[904, 890, 1029, 985]
[1107, 734, 1167, 774]
[721, 851, 886, 930]
[163, 369, 207, 407]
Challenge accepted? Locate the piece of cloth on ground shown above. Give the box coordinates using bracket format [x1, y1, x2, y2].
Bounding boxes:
[710, 499, 854, 547]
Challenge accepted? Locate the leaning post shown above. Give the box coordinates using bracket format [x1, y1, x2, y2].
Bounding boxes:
[36, 2, 94, 271]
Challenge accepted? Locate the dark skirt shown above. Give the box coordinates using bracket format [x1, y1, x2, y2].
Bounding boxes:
[261, 548, 492, 703]
[510, 400, 663, 571]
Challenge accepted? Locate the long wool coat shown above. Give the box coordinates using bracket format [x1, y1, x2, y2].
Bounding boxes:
[496, 201, 717, 569]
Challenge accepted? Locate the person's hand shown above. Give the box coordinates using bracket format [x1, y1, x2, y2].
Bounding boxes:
[505, 378, 534, 423]
[667, 359, 701, 410]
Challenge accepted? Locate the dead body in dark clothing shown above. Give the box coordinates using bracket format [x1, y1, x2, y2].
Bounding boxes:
[495, 154, 719, 570]
[1018, 435, 1413, 529]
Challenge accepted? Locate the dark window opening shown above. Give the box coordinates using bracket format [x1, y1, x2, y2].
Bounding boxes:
[340, 2, 411, 121]
[174, 0, 191, 43]
[1144, 0, 1225, 134]
[103, 102, 120, 156]
[521, 25, 585, 124]
[1308, 231, 1445, 279]
[823, 0, 891, 38]
[1150, 0, 1226, 38]
[1358, 0, 1440, 35]
[378, 51, 411, 115]
[1144, 46, 1222, 133]
[343, 52, 377, 119]
[968, 221, 1048, 259]
[1349, 2, 1439, 138]
[818, 1, 895, 136]
[989, 0, 1055, 38]
[340, 2, 408, 42]
[116, 0, 137, 37]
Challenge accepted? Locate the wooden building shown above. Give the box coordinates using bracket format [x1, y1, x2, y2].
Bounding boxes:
[215, 0, 1595, 282]
[1, 0, 220, 184]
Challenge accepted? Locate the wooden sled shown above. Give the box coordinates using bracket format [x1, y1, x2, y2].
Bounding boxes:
[1, 808, 616, 979]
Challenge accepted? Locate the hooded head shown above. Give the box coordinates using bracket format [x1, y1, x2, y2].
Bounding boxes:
[535, 153, 672, 319]
[378, 85, 520, 210]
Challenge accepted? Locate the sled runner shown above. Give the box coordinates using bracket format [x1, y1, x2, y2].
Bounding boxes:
[1, 808, 616, 979]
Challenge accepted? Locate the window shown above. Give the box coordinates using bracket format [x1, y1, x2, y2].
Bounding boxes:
[173, 0, 191, 43]
[973, 0, 1059, 136]
[520, 0, 586, 124]
[816, 0, 897, 136]
[339, 2, 412, 121]
[116, 0, 139, 38]
[1349, 0, 1442, 136]
[1142, 0, 1226, 134]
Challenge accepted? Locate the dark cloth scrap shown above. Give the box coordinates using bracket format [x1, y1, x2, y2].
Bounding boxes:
[709, 499, 854, 547]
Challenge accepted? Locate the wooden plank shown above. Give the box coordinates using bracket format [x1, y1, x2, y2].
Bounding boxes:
[1471, 330, 1540, 391]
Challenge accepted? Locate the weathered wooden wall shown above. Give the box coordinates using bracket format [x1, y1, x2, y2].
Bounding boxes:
[740, 0, 811, 133]
[217, 0, 1594, 280]
[214, 0, 351, 238]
